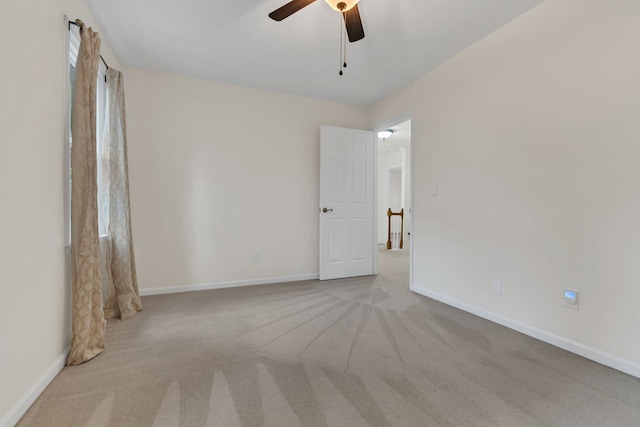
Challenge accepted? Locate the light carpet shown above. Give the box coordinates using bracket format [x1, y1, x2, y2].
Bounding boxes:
[18, 248, 640, 426]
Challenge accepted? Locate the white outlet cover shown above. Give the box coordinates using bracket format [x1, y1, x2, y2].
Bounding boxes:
[564, 289, 579, 309]
[430, 184, 438, 196]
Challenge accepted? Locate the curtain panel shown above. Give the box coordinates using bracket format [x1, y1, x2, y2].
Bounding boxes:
[102, 69, 143, 320]
[68, 20, 106, 365]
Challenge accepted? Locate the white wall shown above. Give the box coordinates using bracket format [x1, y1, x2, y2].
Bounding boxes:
[389, 169, 402, 211]
[123, 68, 367, 291]
[368, 0, 640, 373]
[0, 0, 119, 423]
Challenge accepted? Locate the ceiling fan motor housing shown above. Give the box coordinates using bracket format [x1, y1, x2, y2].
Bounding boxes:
[325, 0, 360, 12]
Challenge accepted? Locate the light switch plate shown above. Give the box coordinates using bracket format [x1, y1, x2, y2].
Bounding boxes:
[430, 184, 438, 196]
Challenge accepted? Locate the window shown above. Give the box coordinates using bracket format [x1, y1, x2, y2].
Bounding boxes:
[67, 24, 109, 244]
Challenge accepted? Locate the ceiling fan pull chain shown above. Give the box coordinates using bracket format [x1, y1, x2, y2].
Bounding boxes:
[343, 14, 348, 69]
[339, 13, 344, 76]
[338, 12, 342, 76]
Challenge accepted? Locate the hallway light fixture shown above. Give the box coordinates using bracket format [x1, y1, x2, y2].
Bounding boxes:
[378, 129, 394, 140]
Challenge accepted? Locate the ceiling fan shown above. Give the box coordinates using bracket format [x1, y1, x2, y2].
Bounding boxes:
[269, 0, 365, 42]
[269, 0, 365, 75]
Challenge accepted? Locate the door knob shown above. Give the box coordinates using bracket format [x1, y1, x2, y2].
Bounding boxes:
[321, 207, 334, 213]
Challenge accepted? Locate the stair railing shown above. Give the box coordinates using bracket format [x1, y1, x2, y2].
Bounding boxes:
[386, 208, 404, 250]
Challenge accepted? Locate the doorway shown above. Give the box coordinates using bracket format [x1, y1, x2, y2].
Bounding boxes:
[375, 118, 412, 286]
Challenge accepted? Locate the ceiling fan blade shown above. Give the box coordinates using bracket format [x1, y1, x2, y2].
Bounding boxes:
[269, 0, 316, 21]
[343, 4, 365, 42]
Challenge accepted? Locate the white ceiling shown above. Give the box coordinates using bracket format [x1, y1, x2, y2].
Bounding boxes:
[85, 0, 543, 106]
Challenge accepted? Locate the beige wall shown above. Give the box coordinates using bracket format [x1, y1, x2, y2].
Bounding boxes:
[369, 0, 640, 368]
[0, 0, 119, 422]
[123, 68, 367, 291]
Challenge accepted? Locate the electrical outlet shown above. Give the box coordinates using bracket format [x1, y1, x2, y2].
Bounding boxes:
[492, 279, 502, 296]
[252, 251, 260, 262]
[564, 289, 579, 309]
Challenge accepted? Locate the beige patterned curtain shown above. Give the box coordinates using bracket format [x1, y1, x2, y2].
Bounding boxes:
[102, 69, 143, 320]
[68, 20, 106, 365]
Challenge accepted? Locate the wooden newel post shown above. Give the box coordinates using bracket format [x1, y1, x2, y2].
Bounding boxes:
[386, 209, 393, 249]
[399, 209, 404, 249]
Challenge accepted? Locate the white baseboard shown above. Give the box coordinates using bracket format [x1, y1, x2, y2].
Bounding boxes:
[1, 347, 70, 427]
[140, 273, 320, 296]
[410, 284, 640, 379]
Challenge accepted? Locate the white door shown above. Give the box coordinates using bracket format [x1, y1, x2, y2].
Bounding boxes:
[319, 125, 374, 280]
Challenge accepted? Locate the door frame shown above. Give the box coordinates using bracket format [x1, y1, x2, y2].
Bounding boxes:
[372, 113, 414, 289]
